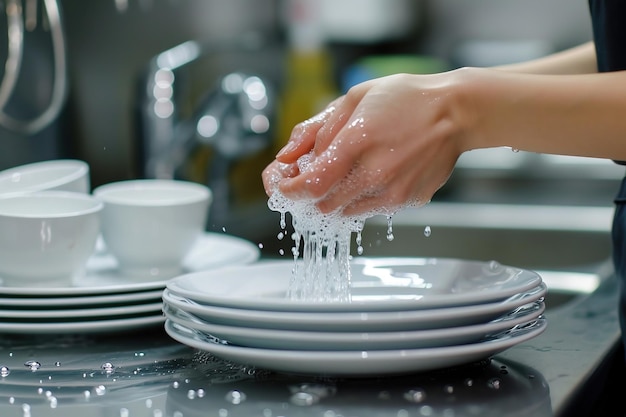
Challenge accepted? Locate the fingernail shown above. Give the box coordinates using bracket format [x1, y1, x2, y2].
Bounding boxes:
[276, 141, 296, 158]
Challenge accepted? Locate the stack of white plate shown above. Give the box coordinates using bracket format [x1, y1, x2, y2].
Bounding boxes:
[163, 257, 548, 376]
[0, 233, 259, 334]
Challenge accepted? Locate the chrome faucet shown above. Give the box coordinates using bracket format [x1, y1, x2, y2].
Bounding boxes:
[138, 38, 274, 179]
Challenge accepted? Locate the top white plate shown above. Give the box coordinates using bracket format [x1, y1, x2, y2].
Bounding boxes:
[166, 257, 542, 312]
[0, 232, 260, 296]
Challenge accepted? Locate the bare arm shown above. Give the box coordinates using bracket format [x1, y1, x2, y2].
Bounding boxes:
[461, 67, 626, 160]
[495, 41, 598, 74]
[264, 42, 626, 215]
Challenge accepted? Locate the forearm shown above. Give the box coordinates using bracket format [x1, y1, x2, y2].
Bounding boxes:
[457, 67, 626, 160]
[494, 41, 597, 75]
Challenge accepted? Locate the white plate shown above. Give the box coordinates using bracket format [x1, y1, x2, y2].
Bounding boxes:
[166, 258, 542, 312]
[164, 317, 547, 376]
[0, 314, 165, 334]
[0, 289, 164, 308]
[0, 232, 259, 297]
[162, 283, 547, 332]
[0, 302, 163, 319]
[164, 300, 545, 351]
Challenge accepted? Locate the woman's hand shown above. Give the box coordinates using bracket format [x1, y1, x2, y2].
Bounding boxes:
[263, 71, 469, 216]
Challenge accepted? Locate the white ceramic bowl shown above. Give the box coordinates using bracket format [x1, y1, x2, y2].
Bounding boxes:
[93, 179, 212, 280]
[0, 159, 90, 197]
[0, 191, 103, 287]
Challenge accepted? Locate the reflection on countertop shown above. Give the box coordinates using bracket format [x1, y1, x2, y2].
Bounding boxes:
[0, 328, 552, 417]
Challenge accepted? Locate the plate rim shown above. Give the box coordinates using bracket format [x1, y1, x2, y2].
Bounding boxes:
[164, 317, 548, 376]
[162, 282, 547, 331]
[0, 302, 164, 319]
[166, 257, 543, 312]
[163, 301, 545, 350]
[0, 314, 165, 334]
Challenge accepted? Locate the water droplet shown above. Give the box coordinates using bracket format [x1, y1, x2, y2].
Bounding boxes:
[22, 404, 31, 417]
[134, 352, 145, 357]
[173, 412, 184, 417]
[101, 362, 115, 374]
[187, 390, 196, 400]
[487, 378, 501, 389]
[443, 384, 454, 394]
[417, 405, 433, 416]
[225, 390, 246, 404]
[277, 232, 284, 240]
[120, 408, 130, 417]
[0, 366, 10, 377]
[218, 409, 229, 417]
[290, 391, 318, 406]
[278, 248, 285, 256]
[222, 227, 227, 233]
[48, 396, 58, 408]
[24, 361, 40, 371]
[511, 147, 519, 153]
[83, 390, 91, 399]
[8, 396, 14, 404]
[172, 381, 180, 389]
[464, 378, 474, 387]
[423, 226, 431, 237]
[403, 388, 426, 403]
[258, 243, 264, 249]
[95, 385, 106, 396]
[54, 362, 61, 367]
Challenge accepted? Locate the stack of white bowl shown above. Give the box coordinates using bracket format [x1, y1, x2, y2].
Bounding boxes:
[162, 257, 547, 377]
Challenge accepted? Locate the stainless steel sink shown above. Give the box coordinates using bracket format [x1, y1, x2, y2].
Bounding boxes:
[354, 202, 615, 310]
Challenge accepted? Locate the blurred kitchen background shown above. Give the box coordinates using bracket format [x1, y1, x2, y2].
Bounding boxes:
[0, 0, 622, 244]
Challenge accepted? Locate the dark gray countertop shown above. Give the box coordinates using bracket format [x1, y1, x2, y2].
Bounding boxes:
[0, 264, 620, 417]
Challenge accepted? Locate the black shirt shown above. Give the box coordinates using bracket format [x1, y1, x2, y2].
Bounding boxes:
[589, 0, 626, 71]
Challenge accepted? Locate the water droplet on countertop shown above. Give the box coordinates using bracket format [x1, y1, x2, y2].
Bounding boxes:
[24, 360, 40, 371]
[487, 378, 502, 390]
[225, 390, 246, 404]
[403, 388, 426, 403]
[101, 362, 115, 374]
[290, 391, 318, 406]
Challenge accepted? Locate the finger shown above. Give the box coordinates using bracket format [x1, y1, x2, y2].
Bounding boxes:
[276, 104, 338, 164]
[277, 144, 357, 201]
[262, 161, 299, 196]
[311, 97, 353, 156]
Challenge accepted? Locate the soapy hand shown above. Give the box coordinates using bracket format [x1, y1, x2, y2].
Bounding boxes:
[263, 72, 467, 216]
